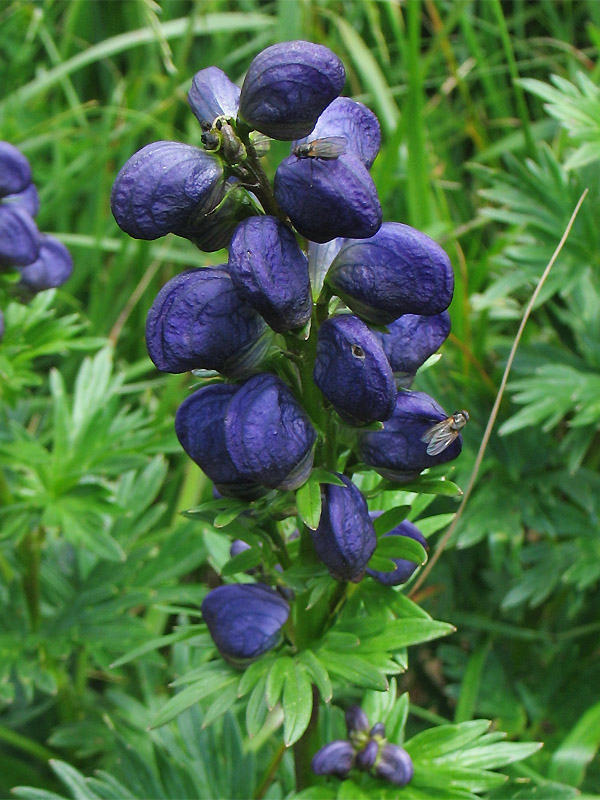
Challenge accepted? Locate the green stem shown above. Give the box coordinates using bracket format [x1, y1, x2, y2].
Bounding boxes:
[293, 685, 320, 791]
[0, 724, 58, 763]
[254, 742, 286, 799]
[19, 525, 44, 631]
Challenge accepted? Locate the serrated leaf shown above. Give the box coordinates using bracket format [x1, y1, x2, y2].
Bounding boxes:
[373, 505, 412, 535]
[283, 661, 313, 745]
[298, 649, 332, 703]
[296, 478, 322, 530]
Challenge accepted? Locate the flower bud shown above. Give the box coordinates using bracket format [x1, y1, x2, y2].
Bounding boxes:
[367, 514, 427, 586]
[374, 744, 414, 787]
[313, 314, 396, 425]
[187, 179, 255, 253]
[224, 373, 317, 490]
[327, 223, 454, 324]
[230, 539, 252, 557]
[311, 474, 376, 582]
[201, 583, 289, 665]
[145, 267, 269, 376]
[175, 384, 262, 498]
[274, 153, 381, 243]
[345, 705, 370, 735]
[239, 41, 345, 140]
[0, 141, 32, 196]
[311, 740, 355, 778]
[355, 739, 379, 771]
[358, 391, 462, 482]
[188, 66, 240, 128]
[0, 205, 40, 267]
[228, 216, 312, 332]
[18, 235, 73, 293]
[111, 141, 223, 240]
[376, 311, 451, 386]
[370, 722, 386, 738]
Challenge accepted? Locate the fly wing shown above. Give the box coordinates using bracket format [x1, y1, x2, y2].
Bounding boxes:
[421, 420, 458, 456]
[312, 136, 347, 157]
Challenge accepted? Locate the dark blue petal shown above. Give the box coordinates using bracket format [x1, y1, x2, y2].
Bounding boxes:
[274, 152, 381, 243]
[293, 97, 380, 169]
[224, 373, 317, 490]
[201, 583, 289, 664]
[239, 41, 345, 140]
[376, 311, 451, 383]
[228, 216, 311, 332]
[0, 205, 40, 267]
[311, 740, 355, 778]
[3, 183, 40, 217]
[311, 474, 376, 582]
[345, 705, 370, 735]
[327, 223, 454, 323]
[314, 314, 396, 425]
[374, 744, 414, 787]
[230, 539, 252, 557]
[366, 514, 427, 585]
[188, 66, 241, 127]
[111, 141, 223, 240]
[145, 267, 269, 376]
[18, 235, 73, 292]
[0, 141, 32, 196]
[356, 740, 379, 771]
[358, 390, 462, 482]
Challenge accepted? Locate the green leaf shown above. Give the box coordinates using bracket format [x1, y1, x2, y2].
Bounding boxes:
[214, 502, 250, 528]
[246, 673, 268, 738]
[296, 478, 322, 530]
[150, 664, 239, 728]
[399, 477, 463, 497]
[406, 720, 492, 759]
[319, 651, 388, 691]
[266, 656, 293, 710]
[548, 699, 600, 786]
[220, 548, 263, 577]
[310, 469, 345, 486]
[374, 535, 427, 565]
[283, 661, 313, 746]
[238, 658, 271, 698]
[373, 505, 412, 535]
[367, 555, 398, 573]
[363, 619, 455, 651]
[415, 513, 456, 536]
[202, 681, 240, 729]
[298, 649, 332, 703]
[110, 626, 205, 668]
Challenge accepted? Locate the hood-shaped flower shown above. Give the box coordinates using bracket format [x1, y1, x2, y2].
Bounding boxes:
[0, 141, 32, 197]
[239, 41, 345, 140]
[374, 744, 414, 787]
[355, 740, 379, 771]
[366, 514, 428, 585]
[188, 66, 241, 128]
[357, 390, 462, 482]
[376, 311, 451, 386]
[327, 222, 454, 324]
[201, 583, 289, 665]
[311, 474, 376, 582]
[4, 183, 40, 218]
[18, 235, 73, 293]
[175, 384, 262, 498]
[224, 373, 317, 491]
[346, 705, 370, 736]
[313, 314, 396, 425]
[145, 267, 269, 376]
[311, 740, 355, 778]
[228, 216, 311, 332]
[0, 205, 40, 268]
[274, 152, 381, 243]
[111, 141, 223, 240]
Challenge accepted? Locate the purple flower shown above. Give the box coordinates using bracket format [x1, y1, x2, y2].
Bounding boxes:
[313, 314, 396, 425]
[3, 183, 40, 218]
[374, 744, 414, 787]
[201, 583, 289, 665]
[239, 41, 345, 140]
[18, 235, 73, 293]
[230, 539, 252, 557]
[188, 179, 255, 253]
[311, 474, 376, 582]
[145, 267, 270, 376]
[224, 373, 317, 490]
[366, 515, 427, 586]
[0, 141, 32, 196]
[358, 390, 462, 482]
[311, 740, 355, 778]
[274, 152, 381, 243]
[111, 141, 223, 240]
[355, 740, 379, 770]
[188, 66, 241, 128]
[370, 722, 386, 738]
[327, 223, 454, 324]
[0, 205, 40, 268]
[175, 384, 262, 498]
[345, 705, 370, 736]
[376, 311, 451, 387]
[228, 216, 312, 332]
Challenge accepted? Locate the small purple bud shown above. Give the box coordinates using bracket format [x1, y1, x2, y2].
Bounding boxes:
[374, 744, 414, 787]
[145, 267, 269, 376]
[201, 583, 289, 665]
[230, 539, 252, 558]
[355, 740, 379, 771]
[314, 314, 396, 425]
[376, 311, 451, 386]
[370, 722, 386, 738]
[224, 373, 317, 491]
[367, 514, 428, 586]
[327, 223, 454, 324]
[0, 205, 40, 267]
[358, 391, 462, 482]
[239, 41, 345, 140]
[0, 141, 32, 196]
[311, 740, 355, 778]
[188, 66, 241, 127]
[3, 183, 40, 218]
[18, 235, 73, 293]
[111, 141, 223, 240]
[228, 216, 312, 332]
[311, 475, 376, 582]
[345, 705, 370, 735]
[175, 384, 261, 498]
[274, 153, 381, 243]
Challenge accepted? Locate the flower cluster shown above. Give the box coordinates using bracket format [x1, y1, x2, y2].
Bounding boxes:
[312, 705, 414, 787]
[111, 41, 465, 667]
[0, 141, 73, 340]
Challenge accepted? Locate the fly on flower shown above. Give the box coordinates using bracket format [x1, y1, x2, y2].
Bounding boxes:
[293, 136, 347, 159]
[421, 410, 469, 456]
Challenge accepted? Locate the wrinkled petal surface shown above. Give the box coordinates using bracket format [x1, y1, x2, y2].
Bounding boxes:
[0, 141, 32, 196]
[188, 66, 241, 127]
[0, 205, 40, 267]
[18, 235, 73, 292]
[366, 514, 428, 585]
[375, 744, 414, 787]
[311, 740, 355, 778]
[376, 311, 451, 381]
